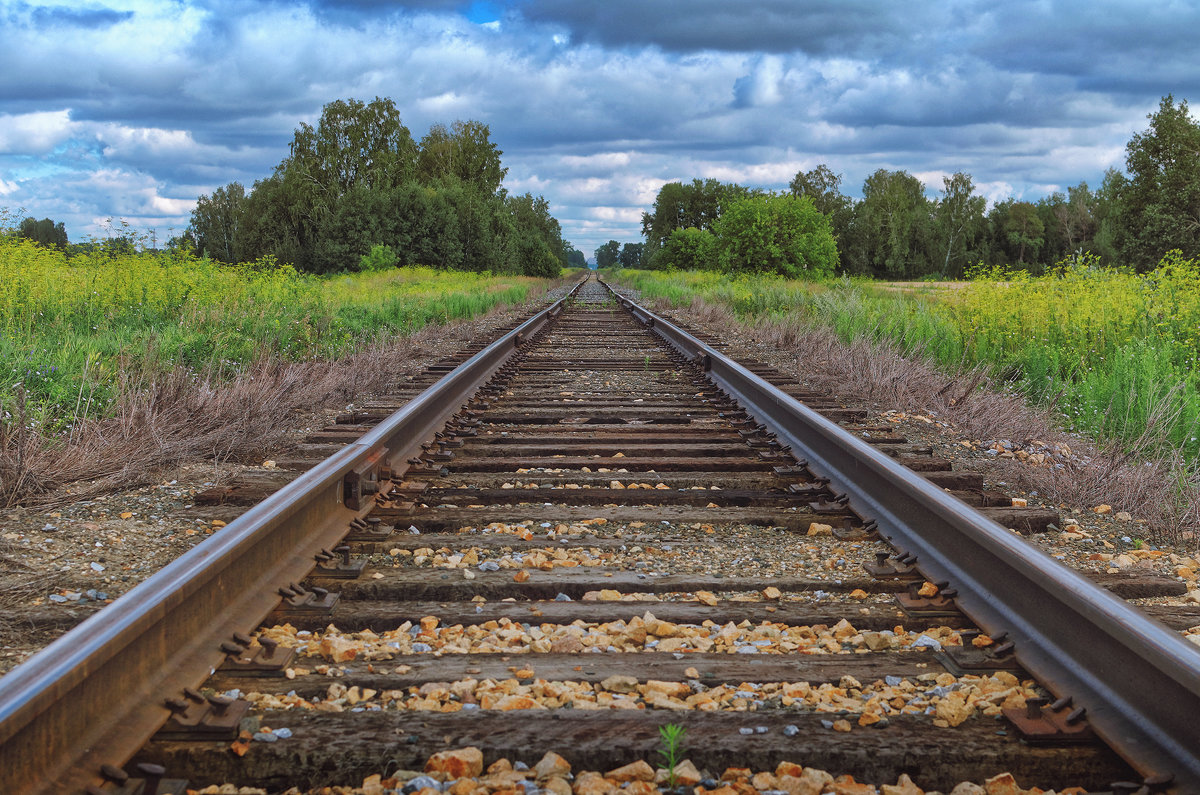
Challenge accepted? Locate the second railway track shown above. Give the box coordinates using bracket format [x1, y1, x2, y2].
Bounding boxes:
[2, 276, 1198, 794]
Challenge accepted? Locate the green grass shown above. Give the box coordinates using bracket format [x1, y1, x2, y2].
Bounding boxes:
[613, 255, 1200, 461]
[1, 234, 550, 429]
[613, 268, 826, 316]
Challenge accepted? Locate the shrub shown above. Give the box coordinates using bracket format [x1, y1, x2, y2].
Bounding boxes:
[654, 227, 718, 270]
[360, 244, 400, 271]
[714, 194, 839, 278]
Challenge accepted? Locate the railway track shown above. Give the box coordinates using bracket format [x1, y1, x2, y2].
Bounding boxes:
[2, 275, 1199, 794]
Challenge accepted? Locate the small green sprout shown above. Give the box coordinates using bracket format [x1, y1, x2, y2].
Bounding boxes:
[657, 723, 686, 788]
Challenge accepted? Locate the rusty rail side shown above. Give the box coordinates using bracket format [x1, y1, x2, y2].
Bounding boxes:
[603, 281, 1200, 793]
[0, 280, 583, 795]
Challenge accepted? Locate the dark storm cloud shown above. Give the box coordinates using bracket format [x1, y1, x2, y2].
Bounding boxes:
[972, 2, 1200, 76]
[819, 64, 1084, 130]
[14, 3, 133, 28]
[517, 0, 922, 56]
[314, 0, 461, 7]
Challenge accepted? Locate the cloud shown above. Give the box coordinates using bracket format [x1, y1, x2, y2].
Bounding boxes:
[7, 2, 134, 29]
[974, 180, 1015, 207]
[517, 0, 928, 57]
[556, 152, 634, 171]
[584, 206, 642, 223]
[313, 0, 463, 10]
[732, 56, 786, 108]
[1, 163, 198, 240]
[0, 109, 74, 154]
[0, 0, 1185, 256]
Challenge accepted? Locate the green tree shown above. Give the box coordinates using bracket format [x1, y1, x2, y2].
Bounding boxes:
[565, 245, 587, 269]
[417, 120, 508, 196]
[857, 169, 932, 277]
[289, 97, 417, 200]
[16, 217, 67, 248]
[618, 242, 644, 268]
[714, 194, 839, 278]
[1118, 95, 1200, 269]
[189, 97, 569, 277]
[486, 205, 519, 274]
[641, 178, 752, 258]
[789, 165, 848, 217]
[506, 193, 566, 276]
[1004, 201, 1045, 265]
[788, 165, 853, 256]
[440, 179, 505, 272]
[390, 183, 463, 269]
[313, 182, 464, 271]
[594, 240, 620, 268]
[187, 181, 247, 263]
[310, 185, 390, 271]
[1035, 195, 1070, 267]
[655, 227, 717, 270]
[284, 97, 417, 271]
[933, 172, 985, 277]
[834, 204, 871, 275]
[1054, 182, 1098, 255]
[1091, 169, 1127, 263]
[359, 243, 399, 271]
[511, 234, 561, 277]
[237, 173, 306, 266]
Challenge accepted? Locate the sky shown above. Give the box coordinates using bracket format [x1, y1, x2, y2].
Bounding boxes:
[2, 0, 1198, 257]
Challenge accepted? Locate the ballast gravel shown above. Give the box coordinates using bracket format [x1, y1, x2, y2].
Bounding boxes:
[190, 745, 1087, 795]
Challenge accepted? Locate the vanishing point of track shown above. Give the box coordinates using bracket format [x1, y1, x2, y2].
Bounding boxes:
[1, 276, 1198, 794]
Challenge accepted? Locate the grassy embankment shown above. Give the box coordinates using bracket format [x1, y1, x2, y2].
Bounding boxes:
[613, 255, 1200, 464]
[0, 235, 551, 431]
[0, 235, 567, 505]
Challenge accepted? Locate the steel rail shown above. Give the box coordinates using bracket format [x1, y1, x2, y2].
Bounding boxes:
[0, 280, 584, 795]
[602, 280, 1200, 793]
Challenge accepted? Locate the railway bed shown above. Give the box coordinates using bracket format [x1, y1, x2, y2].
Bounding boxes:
[1, 277, 1197, 794]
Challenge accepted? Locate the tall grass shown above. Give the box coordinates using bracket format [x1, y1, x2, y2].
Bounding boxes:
[613, 254, 1200, 462]
[0, 235, 544, 430]
[940, 256, 1200, 458]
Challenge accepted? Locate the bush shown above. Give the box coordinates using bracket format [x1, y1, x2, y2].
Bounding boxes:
[654, 227, 718, 270]
[513, 234, 562, 278]
[359, 244, 399, 271]
[714, 194, 839, 278]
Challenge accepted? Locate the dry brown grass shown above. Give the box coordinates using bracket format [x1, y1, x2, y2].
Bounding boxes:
[669, 296, 1200, 543]
[0, 285, 561, 508]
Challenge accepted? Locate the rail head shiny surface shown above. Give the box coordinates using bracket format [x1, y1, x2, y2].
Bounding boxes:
[601, 279, 1200, 793]
[0, 279, 584, 794]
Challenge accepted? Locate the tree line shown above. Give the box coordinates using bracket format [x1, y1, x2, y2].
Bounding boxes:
[6, 213, 152, 257]
[184, 97, 578, 276]
[603, 95, 1200, 278]
[13, 217, 68, 249]
[8, 98, 583, 276]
